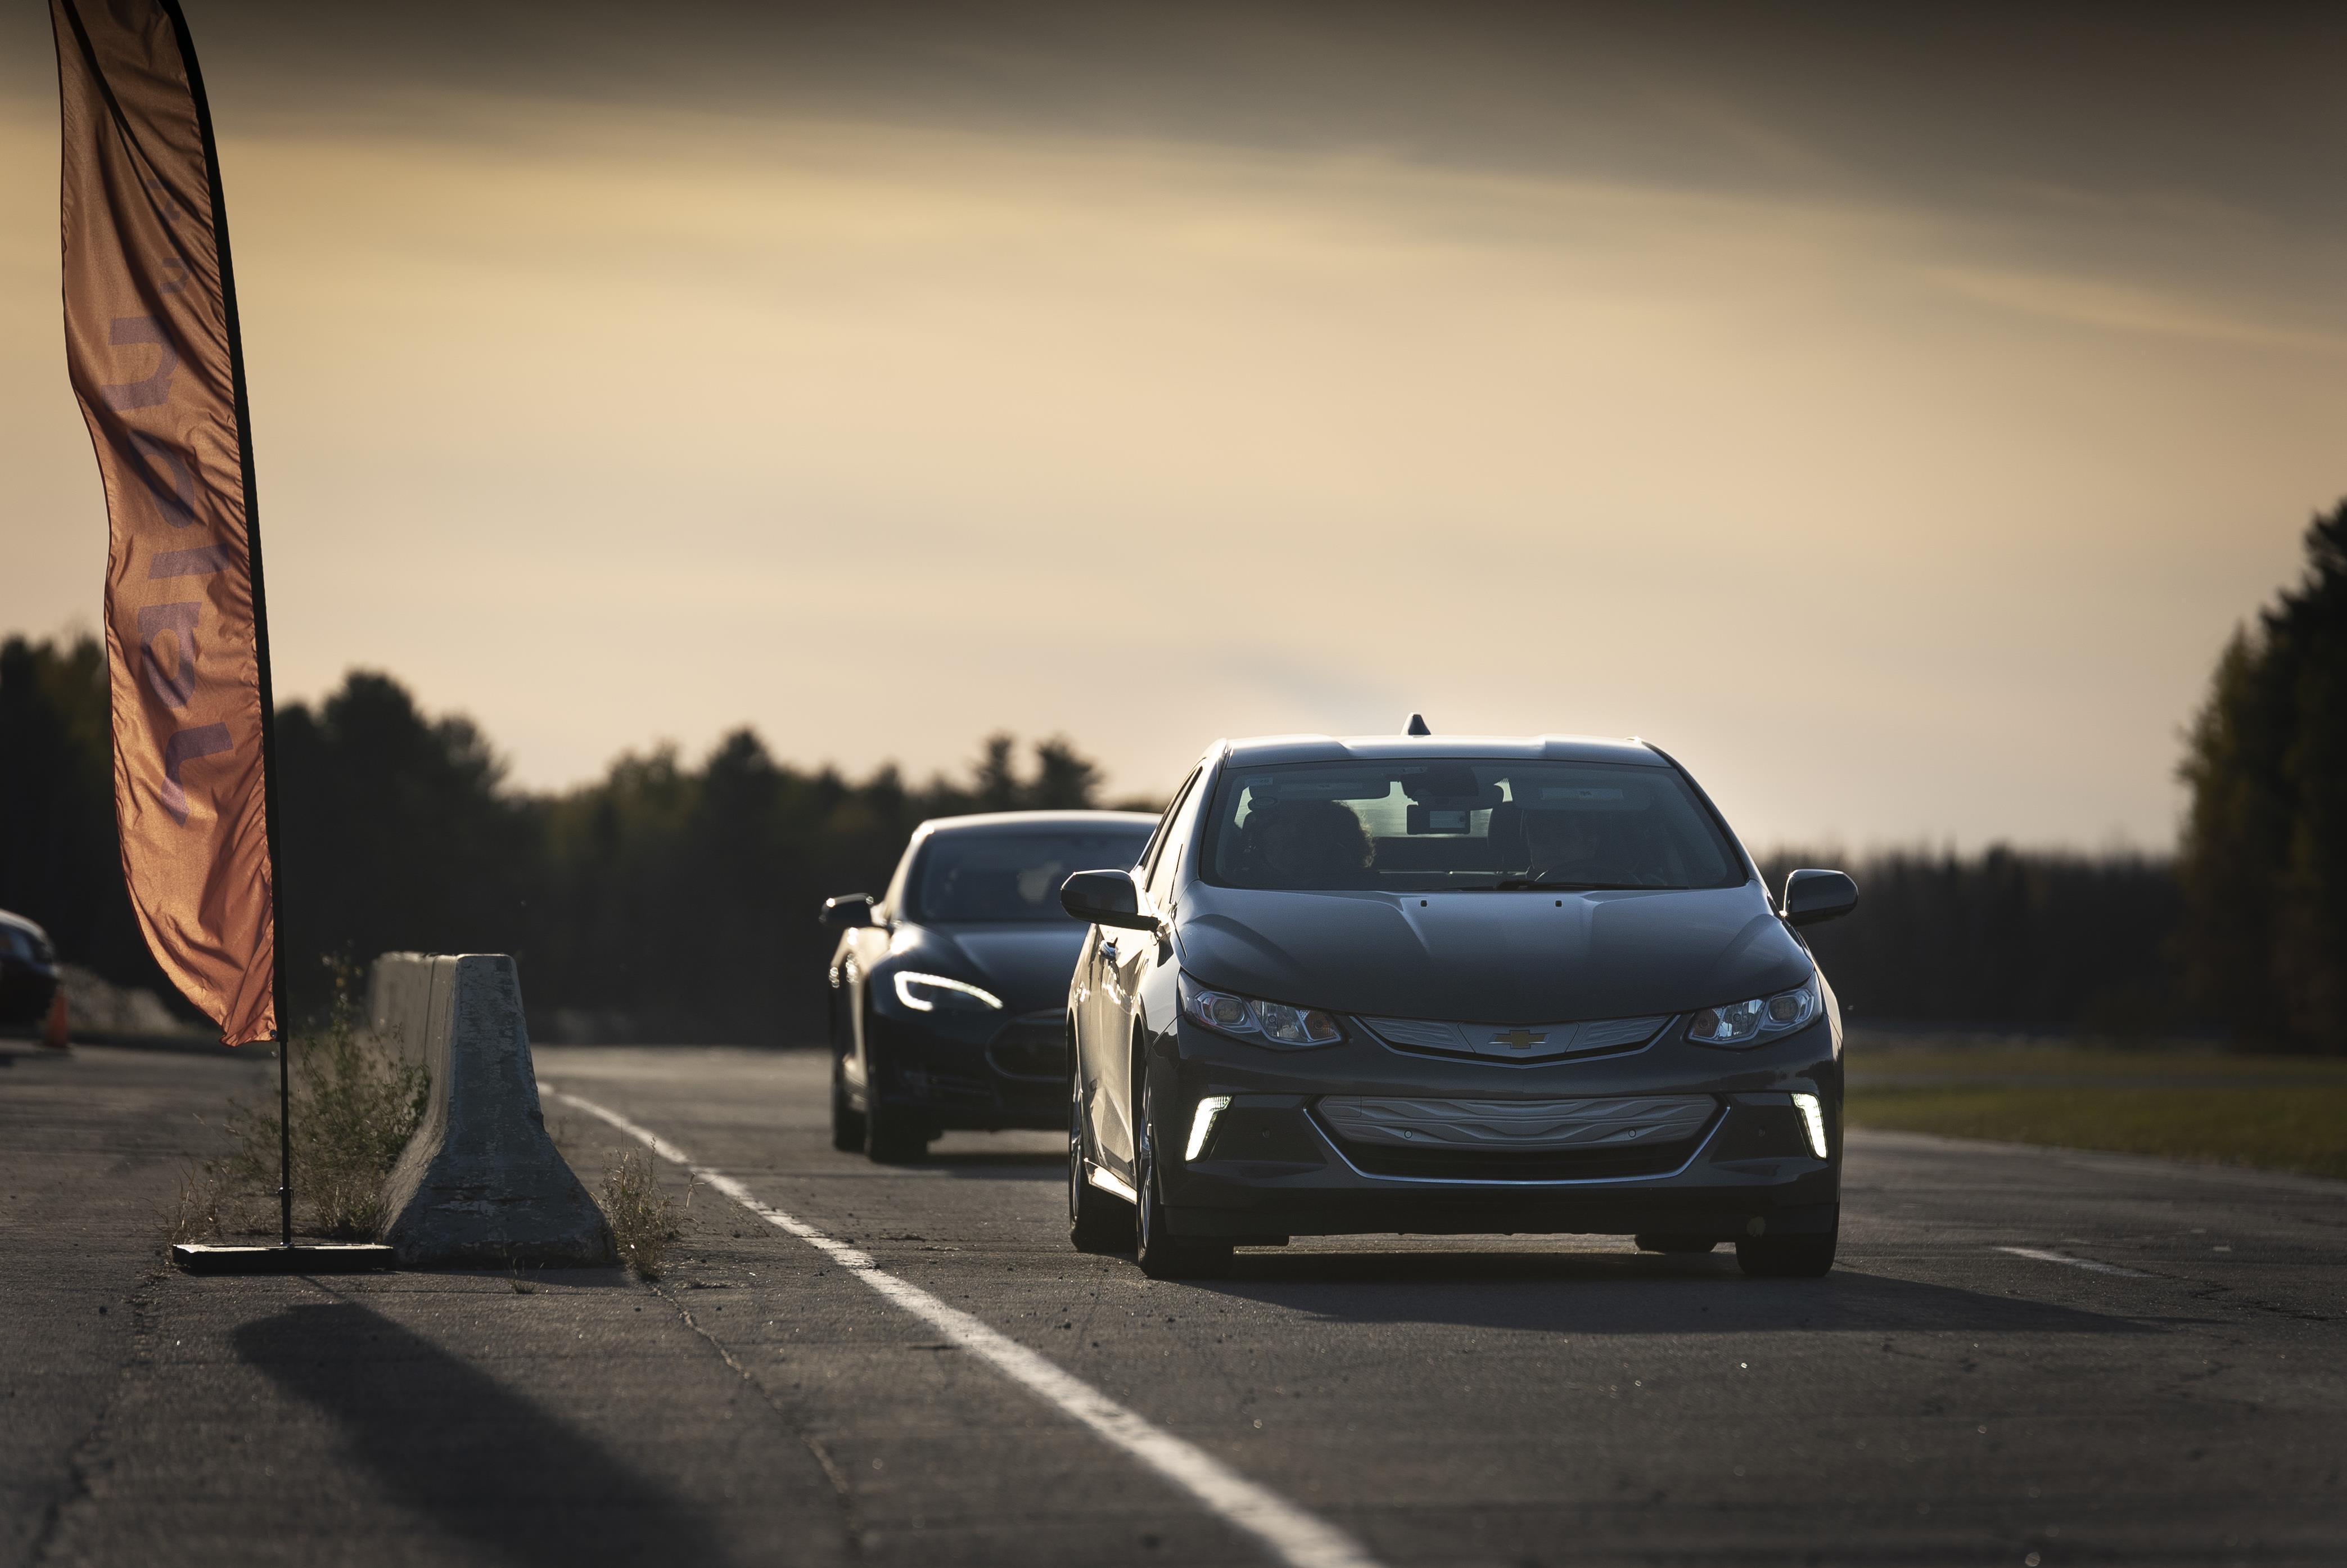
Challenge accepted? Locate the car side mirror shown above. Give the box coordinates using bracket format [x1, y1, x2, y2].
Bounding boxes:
[1059, 869, 1157, 931]
[1780, 869, 1858, 928]
[820, 893, 878, 929]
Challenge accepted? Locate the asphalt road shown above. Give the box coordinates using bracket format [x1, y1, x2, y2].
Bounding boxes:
[541, 1047, 2347, 1567]
[7, 1041, 2343, 1567]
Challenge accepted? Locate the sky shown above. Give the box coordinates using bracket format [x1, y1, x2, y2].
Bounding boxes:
[3, 2, 2342, 850]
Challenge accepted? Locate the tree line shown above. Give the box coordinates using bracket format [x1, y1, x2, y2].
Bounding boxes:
[1, 646, 1123, 1041]
[1, 504, 2337, 1047]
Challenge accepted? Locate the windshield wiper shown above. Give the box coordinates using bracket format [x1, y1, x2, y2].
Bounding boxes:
[1488, 878, 1650, 892]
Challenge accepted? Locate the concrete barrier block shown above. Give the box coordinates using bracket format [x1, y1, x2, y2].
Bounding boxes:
[366, 950, 435, 1070]
[375, 954, 613, 1268]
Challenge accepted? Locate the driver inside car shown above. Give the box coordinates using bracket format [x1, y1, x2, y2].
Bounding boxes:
[1251, 800, 1375, 888]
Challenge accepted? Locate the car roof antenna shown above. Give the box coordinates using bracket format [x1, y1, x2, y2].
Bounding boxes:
[1404, 713, 1432, 735]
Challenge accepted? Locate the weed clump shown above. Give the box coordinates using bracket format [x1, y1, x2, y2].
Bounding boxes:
[601, 1148, 679, 1280]
[159, 1161, 224, 1247]
[164, 963, 430, 1247]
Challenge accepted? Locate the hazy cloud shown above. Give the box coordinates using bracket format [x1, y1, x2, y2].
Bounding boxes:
[2, 2, 2340, 848]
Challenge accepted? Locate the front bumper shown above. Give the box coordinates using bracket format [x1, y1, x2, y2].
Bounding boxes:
[864, 1004, 1066, 1132]
[1151, 1013, 1842, 1241]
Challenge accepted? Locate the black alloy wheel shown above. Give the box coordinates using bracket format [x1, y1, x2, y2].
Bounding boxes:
[1068, 1079, 1130, 1253]
[1133, 1078, 1231, 1280]
[1635, 1234, 1718, 1254]
[1734, 1208, 1839, 1278]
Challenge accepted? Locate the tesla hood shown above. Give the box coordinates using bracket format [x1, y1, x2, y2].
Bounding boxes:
[1173, 883, 1811, 1024]
[924, 923, 1089, 1011]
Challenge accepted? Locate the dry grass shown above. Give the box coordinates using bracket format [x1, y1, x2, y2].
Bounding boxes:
[163, 964, 430, 1248]
[600, 1147, 681, 1280]
[1847, 1045, 2347, 1181]
[157, 1162, 224, 1248]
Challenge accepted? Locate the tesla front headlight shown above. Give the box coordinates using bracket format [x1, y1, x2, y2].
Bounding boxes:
[893, 971, 1004, 1013]
[1685, 973, 1820, 1047]
[1179, 974, 1343, 1047]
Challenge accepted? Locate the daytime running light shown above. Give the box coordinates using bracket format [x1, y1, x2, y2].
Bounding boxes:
[893, 971, 1004, 1012]
[1790, 1092, 1829, 1159]
[1186, 1096, 1233, 1162]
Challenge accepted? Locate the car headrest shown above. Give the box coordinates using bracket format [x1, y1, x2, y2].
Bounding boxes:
[1486, 800, 1527, 873]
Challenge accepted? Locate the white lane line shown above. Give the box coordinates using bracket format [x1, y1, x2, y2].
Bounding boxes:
[1994, 1245, 2152, 1278]
[547, 1086, 1383, 1568]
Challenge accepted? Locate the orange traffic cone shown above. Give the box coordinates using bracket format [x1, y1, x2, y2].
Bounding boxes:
[42, 987, 69, 1050]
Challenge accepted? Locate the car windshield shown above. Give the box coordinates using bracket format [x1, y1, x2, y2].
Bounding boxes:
[1199, 758, 1743, 893]
[913, 830, 1153, 922]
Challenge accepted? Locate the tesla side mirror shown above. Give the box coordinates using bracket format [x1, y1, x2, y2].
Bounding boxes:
[820, 893, 878, 929]
[1780, 869, 1858, 928]
[1059, 869, 1156, 930]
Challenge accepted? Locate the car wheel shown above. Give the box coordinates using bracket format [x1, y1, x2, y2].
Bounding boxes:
[864, 1092, 928, 1163]
[1134, 1078, 1230, 1280]
[860, 1008, 929, 1164]
[1069, 1088, 1131, 1253]
[1735, 1210, 1838, 1278]
[1635, 1234, 1718, 1254]
[829, 1049, 865, 1154]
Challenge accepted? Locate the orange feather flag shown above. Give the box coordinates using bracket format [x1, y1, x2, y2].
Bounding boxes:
[53, 0, 281, 1046]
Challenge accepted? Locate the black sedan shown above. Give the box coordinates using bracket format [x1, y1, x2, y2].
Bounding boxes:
[1061, 729, 1858, 1278]
[0, 909, 62, 1029]
[823, 810, 1157, 1162]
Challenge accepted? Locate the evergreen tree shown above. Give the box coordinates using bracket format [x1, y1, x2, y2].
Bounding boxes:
[2178, 501, 2347, 1051]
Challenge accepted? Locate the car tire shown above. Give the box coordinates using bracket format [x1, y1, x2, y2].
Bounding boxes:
[860, 1013, 929, 1164]
[1069, 1090, 1131, 1254]
[830, 1049, 865, 1154]
[1134, 1078, 1231, 1280]
[1735, 1210, 1838, 1278]
[1635, 1234, 1718, 1254]
[864, 1095, 928, 1163]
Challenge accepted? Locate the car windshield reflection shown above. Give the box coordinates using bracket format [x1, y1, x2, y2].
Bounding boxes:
[1198, 759, 1741, 893]
[913, 831, 1152, 922]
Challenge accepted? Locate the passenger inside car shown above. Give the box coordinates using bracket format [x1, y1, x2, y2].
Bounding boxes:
[1242, 800, 1375, 888]
[1491, 801, 1691, 886]
[1207, 762, 1739, 892]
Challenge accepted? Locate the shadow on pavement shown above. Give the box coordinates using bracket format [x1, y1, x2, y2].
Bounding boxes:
[232, 1300, 734, 1567]
[1200, 1253, 2151, 1335]
[923, 1150, 1061, 1182]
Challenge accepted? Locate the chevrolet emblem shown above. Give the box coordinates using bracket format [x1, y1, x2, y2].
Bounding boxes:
[1490, 1029, 1547, 1050]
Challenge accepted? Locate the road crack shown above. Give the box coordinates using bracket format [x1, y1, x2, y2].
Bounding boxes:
[649, 1278, 864, 1560]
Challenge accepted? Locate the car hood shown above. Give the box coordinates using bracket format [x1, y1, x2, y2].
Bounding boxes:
[0, 908, 48, 942]
[909, 923, 1088, 1014]
[1172, 882, 1810, 1024]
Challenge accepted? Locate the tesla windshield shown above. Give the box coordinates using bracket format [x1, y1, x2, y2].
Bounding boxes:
[914, 830, 1152, 921]
[1199, 759, 1743, 892]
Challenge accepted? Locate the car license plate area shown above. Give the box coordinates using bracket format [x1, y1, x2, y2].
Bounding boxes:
[1314, 1093, 1717, 1181]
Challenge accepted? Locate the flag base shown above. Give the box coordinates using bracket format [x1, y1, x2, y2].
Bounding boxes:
[171, 1242, 396, 1275]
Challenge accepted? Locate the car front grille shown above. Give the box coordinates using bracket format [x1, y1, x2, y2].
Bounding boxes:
[1315, 1093, 1717, 1181]
[1356, 1013, 1673, 1064]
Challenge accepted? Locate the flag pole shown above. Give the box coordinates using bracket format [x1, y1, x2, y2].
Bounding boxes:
[156, 0, 297, 1249]
[55, 0, 382, 1273]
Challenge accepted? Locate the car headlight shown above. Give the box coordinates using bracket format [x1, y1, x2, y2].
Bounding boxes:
[1685, 974, 1820, 1047]
[1179, 974, 1343, 1047]
[893, 971, 1004, 1013]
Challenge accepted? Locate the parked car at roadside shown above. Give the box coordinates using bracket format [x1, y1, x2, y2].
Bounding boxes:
[1060, 725, 1858, 1278]
[0, 909, 62, 1029]
[823, 810, 1157, 1162]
